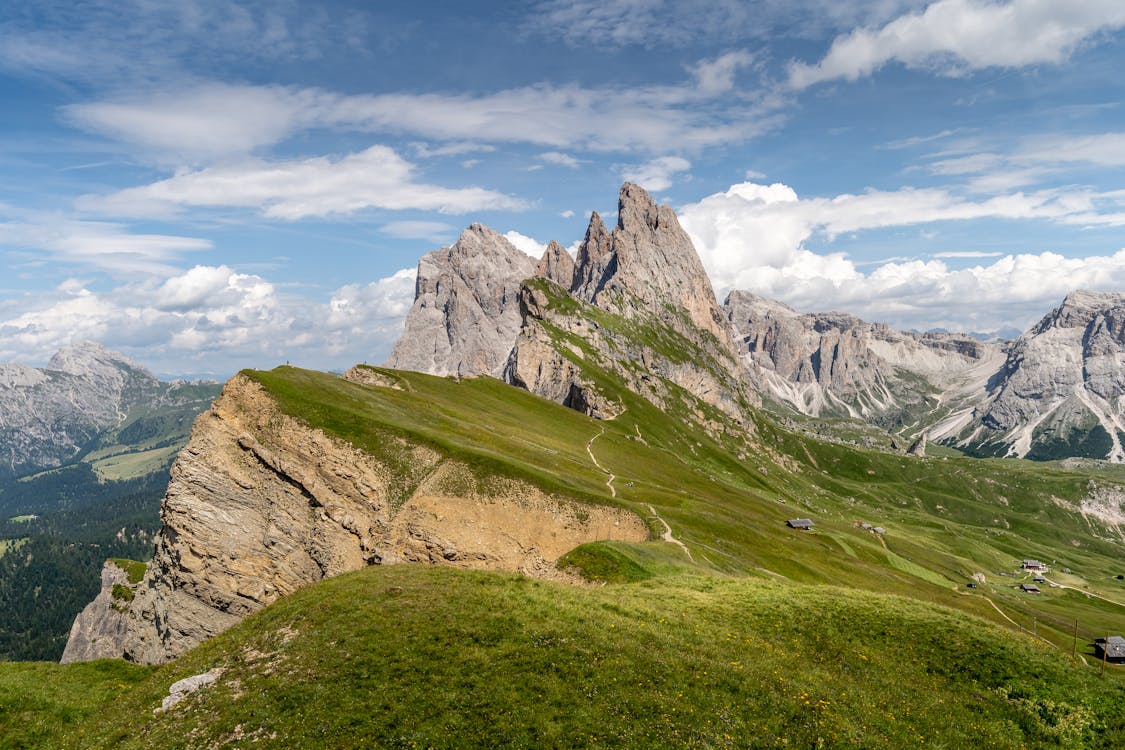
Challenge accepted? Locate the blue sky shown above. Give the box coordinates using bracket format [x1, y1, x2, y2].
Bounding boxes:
[2, 0, 1125, 376]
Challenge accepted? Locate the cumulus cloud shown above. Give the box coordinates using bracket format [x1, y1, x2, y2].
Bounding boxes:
[679, 180, 1125, 332]
[689, 51, 756, 95]
[540, 151, 583, 168]
[79, 146, 526, 219]
[0, 265, 418, 376]
[502, 231, 548, 258]
[789, 0, 1125, 89]
[621, 156, 692, 192]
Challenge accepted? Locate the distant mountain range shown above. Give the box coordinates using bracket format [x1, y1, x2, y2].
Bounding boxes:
[0, 342, 221, 480]
[388, 184, 1125, 463]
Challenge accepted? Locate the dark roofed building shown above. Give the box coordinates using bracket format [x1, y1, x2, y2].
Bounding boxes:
[1022, 559, 1048, 571]
[1020, 583, 1040, 593]
[1095, 636, 1125, 662]
[787, 518, 815, 530]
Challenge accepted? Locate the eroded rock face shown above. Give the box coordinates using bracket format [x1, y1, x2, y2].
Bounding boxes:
[573, 183, 735, 351]
[966, 290, 1125, 460]
[0, 343, 162, 477]
[724, 290, 1004, 422]
[89, 375, 644, 664]
[538, 240, 576, 289]
[60, 560, 141, 664]
[385, 224, 537, 377]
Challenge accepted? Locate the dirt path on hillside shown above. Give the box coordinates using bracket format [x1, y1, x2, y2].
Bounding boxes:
[1045, 579, 1125, 609]
[954, 587, 1087, 663]
[647, 504, 694, 562]
[585, 427, 616, 499]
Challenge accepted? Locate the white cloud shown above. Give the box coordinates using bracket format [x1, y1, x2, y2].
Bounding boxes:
[679, 179, 1125, 332]
[64, 84, 322, 162]
[65, 68, 776, 163]
[502, 231, 547, 258]
[0, 219, 211, 275]
[0, 0, 346, 87]
[540, 151, 582, 168]
[1018, 132, 1125, 167]
[689, 50, 755, 95]
[789, 0, 1125, 89]
[560, 210, 575, 218]
[621, 156, 692, 192]
[0, 265, 418, 377]
[381, 221, 459, 243]
[528, 0, 919, 48]
[410, 142, 496, 158]
[80, 146, 526, 219]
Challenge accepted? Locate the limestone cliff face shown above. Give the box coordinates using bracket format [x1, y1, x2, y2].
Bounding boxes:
[537, 240, 576, 288]
[59, 560, 142, 664]
[94, 374, 644, 665]
[953, 290, 1125, 460]
[572, 183, 735, 353]
[385, 224, 537, 377]
[724, 290, 1004, 422]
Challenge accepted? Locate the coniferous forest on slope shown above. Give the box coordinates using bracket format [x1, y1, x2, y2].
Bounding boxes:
[0, 467, 163, 661]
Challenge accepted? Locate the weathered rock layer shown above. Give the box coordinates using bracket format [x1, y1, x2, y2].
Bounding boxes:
[86, 374, 644, 664]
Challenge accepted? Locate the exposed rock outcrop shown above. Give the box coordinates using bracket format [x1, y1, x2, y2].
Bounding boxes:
[385, 224, 537, 377]
[944, 290, 1125, 460]
[82, 374, 645, 664]
[572, 183, 735, 351]
[60, 560, 142, 664]
[724, 290, 1005, 423]
[907, 434, 926, 457]
[537, 240, 576, 288]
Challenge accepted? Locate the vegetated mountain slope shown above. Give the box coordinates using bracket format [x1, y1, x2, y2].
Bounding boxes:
[387, 183, 1125, 463]
[82, 366, 647, 665]
[931, 290, 1125, 461]
[74, 356, 1125, 666]
[0, 342, 220, 482]
[0, 343, 218, 662]
[44, 565, 1125, 749]
[40, 311, 1125, 744]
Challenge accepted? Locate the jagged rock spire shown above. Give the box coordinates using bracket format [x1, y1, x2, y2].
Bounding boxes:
[537, 240, 576, 288]
[385, 224, 536, 377]
[571, 183, 734, 349]
[570, 211, 613, 298]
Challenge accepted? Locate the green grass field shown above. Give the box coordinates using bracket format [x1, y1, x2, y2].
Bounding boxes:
[29, 566, 1122, 749]
[4, 283, 1125, 747]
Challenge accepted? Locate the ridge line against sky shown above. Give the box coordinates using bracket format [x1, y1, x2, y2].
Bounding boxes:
[1, 0, 1125, 376]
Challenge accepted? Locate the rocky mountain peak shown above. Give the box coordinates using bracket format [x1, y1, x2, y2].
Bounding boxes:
[571, 183, 733, 348]
[385, 222, 537, 378]
[1030, 290, 1125, 335]
[537, 240, 576, 288]
[616, 181, 675, 234]
[570, 210, 613, 298]
[48, 341, 150, 381]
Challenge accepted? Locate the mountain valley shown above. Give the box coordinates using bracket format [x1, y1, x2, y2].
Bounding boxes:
[2, 185, 1125, 748]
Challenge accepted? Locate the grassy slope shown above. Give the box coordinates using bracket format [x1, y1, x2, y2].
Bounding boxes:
[56, 566, 1125, 749]
[5, 281, 1125, 746]
[0, 660, 152, 750]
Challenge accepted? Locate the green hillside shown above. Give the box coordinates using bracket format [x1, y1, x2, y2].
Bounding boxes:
[0, 566, 1118, 749]
[3, 280, 1125, 745]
